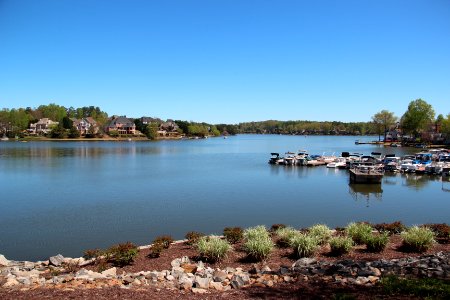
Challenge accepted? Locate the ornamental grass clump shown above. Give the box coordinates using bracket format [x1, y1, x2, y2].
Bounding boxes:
[346, 222, 373, 245]
[289, 233, 319, 258]
[329, 236, 353, 256]
[308, 224, 333, 245]
[401, 226, 435, 252]
[243, 226, 273, 261]
[223, 227, 243, 244]
[275, 226, 301, 248]
[365, 232, 389, 253]
[196, 236, 231, 262]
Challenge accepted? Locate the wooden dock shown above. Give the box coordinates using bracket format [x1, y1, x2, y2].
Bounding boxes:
[349, 167, 383, 184]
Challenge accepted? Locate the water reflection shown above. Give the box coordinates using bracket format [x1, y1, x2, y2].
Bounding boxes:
[442, 177, 450, 192]
[401, 174, 430, 191]
[348, 184, 383, 207]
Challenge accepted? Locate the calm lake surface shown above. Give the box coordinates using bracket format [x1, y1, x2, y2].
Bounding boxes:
[1, 135, 449, 261]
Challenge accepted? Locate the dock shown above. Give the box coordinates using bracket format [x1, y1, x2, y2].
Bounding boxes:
[349, 167, 383, 184]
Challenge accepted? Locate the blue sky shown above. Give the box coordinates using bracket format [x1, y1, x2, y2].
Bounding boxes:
[0, 0, 449, 124]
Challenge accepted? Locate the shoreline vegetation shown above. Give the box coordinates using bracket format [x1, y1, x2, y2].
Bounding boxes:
[1, 98, 449, 145]
[1, 221, 449, 299]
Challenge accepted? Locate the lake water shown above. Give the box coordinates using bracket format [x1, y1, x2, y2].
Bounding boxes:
[0, 135, 449, 261]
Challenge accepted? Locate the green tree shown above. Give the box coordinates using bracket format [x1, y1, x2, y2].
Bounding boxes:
[68, 126, 80, 138]
[371, 110, 397, 141]
[50, 124, 67, 138]
[62, 116, 73, 129]
[401, 99, 435, 138]
[145, 122, 158, 140]
[37, 103, 67, 123]
[441, 114, 450, 135]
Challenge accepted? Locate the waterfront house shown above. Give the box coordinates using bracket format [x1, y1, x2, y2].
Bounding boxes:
[71, 117, 99, 135]
[158, 120, 181, 137]
[28, 118, 59, 135]
[105, 116, 136, 135]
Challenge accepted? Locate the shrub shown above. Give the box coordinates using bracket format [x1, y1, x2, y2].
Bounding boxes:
[373, 221, 406, 235]
[401, 226, 435, 252]
[185, 231, 204, 245]
[275, 227, 301, 248]
[83, 248, 103, 260]
[243, 225, 270, 240]
[196, 236, 231, 262]
[270, 224, 287, 232]
[308, 224, 332, 245]
[148, 242, 165, 258]
[329, 236, 353, 256]
[346, 222, 373, 244]
[421, 223, 449, 244]
[223, 227, 243, 244]
[107, 242, 139, 266]
[152, 235, 174, 249]
[289, 234, 319, 258]
[365, 232, 389, 252]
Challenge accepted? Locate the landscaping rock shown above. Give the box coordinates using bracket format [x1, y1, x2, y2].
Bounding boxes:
[0, 254, 10, 266]
[49, 254, 65, 267]
[292, 258, 317, 269]
[209, 281, 224, 291]
[194, 276, 210, 289]
[192, 287, 208, 294]
[101, 267, 117, 277]
[212, 270, 227, 282]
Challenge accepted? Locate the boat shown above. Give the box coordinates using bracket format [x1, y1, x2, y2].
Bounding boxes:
[1, 135, 9, 141]
[327, 157, 346, 168]
[400, 159, 418, 173]
[321, 152, 337, 163]
[295, 150, 309, 166]
[349, 163, 384, 184]
[383, 155, 402, 172]
[425, 162, 444, 175]
[283, 152, 296, 166]
[390, 143, 401, 147]
[268, 153, 283, 165]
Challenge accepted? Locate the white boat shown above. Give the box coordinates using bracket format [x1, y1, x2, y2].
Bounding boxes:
[295, 150, 309, 165]
[327, 157, 346, 168]
[283, 152, 296, 166]
[268, 153, 283, 165]
[1, 135, 9, 141]
[322, 152, 337, 163]
[400, 159, 419, 173]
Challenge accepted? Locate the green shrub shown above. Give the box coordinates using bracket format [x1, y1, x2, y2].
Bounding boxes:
[107, 242, 139, 266]
[148, 242, 164, 258]
[373, 221, 406, 235]
[243, 225, 270, 240]
[421, 223, 449, 244]
[270, 224, 287, 232]
[345, 222, 373, 244]
[329, 236, 353, 256]
[365, 232, 389, 252]
[185, 231, 204, 245]
[196, 236, 231, 262]
[289, 234, 319, 258]
[223, 227, 243, 244]
[401, 226, 435, 252]
[275, 227, 301, 248]
[308, 224, 332, 245]
[152, 235, 174, 249]
[83, 248, 103, 260]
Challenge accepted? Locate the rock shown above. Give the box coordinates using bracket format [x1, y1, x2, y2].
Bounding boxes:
[16, 277, 31, 285]
[49, 254, 65, 267]
[166, 274, 174, 281]
[132, 279, 141, 286]
[262, 266, 272, 273]
[280, 266, 290, 275]
[123, 276, 134, 284]
[283, 276, 292, 282]
[181, 256, 190, 264]
[230, 274, 249, 289]
[194, 276, 211, 289]
[181, 263, 197, 274]
[292, 258, 316, 269]
[101, 267, 117, 277]
[192, 288, 209, 294]
[355, 276, 370, 285]
[264, 280, 274, 287]
[210, 281, 224, 291]
[171, 258, 181, 268]
[213, 270, 227, 282]
[3, 278, 20, 288]
[178, 276, 193, 290]
[0, 254, 10, 266]
[368, 276, 379, 283]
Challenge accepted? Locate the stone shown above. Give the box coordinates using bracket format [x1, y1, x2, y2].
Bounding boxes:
[283, 276, 292, 282]
[178, 276, 193, 290]
[16, 277, 31, 285]
[166, 274, 174, 281]
[3, 278, 20, 288]
[132, 279, 141, 285]
[195, 276, 211, 289]
[230, 274, 249, 289]
[181, 263, 197, 274]
[292, 258, 317, 268]
[210, 281, 224, 291]
[49, 254, 65, 267]
[181, 256, 190, 264]
[213, 270, 227, 282]
[368, 276, 379, 283]
[262, 266, 272, 273]
[264, 280, 274, 287]
[192, 288, 208, 294]
[355, 276, 369, 285]
[101, 267, 117, 277]
[0, 254, 10, 266]
[171, 258, 181, 268]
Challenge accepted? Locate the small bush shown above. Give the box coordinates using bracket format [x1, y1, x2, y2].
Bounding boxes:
[275, 227, 301, 248]
[196, 236, 231, 262]
[289, 234, 319, 258]
[329, 236, 353, 256]
[148, 242, 165, 258]
[373, 221, 406, 235]
[107, 242, 139, 266]
[223, 227, 243, 244]
[83, 248, 103, 260]
[365, 232, 389, 252]
[308, 224, 332, 245]
[243, 225, 270, 240]
[401, 226, 435, 252]
[346, 222, 373, 244]
[270, 224, 287, 232]
[243, 236, 274, 261]
[185, 231, 204, 245]
[152, 235, 174, 249]
[421, 223, 449, 244]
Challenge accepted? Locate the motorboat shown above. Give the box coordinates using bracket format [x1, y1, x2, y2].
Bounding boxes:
[383, 155, 402, 172]
[295, 150, 309, 166]
[283, 152, 296, 166]
[327, 157, 346, 168]
[268, 153, 283, 165]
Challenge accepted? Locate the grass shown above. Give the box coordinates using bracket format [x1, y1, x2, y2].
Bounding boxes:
[275, 226, 301, 248]
[346, 222, 373, 245]
[244, 225, 270, 240]
[381, 275, 450, 299]
[289, 233, 319, 258]
[329, 236, 353, 256]
[196, 236, 231, 262]
[401, 226, 435, 252]
[308, 224, 332, 245]
[243, 226, 273, 261]
[365, 232, 389, 253]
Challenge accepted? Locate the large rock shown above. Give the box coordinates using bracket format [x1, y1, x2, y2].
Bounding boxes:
[49, 254, 65, 266]
[292, 258, 316, 268]
[178, 275, 193, 290]
[194, 276, 211, 289]
[3, 278, 20, 288]
[0, 254, 9, 266]
[101, 267, 117, 277]
[212, 270, 227, 282]
[230, 274, 250, 289]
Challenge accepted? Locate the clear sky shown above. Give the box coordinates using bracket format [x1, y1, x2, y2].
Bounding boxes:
[1, 0, 449, 124]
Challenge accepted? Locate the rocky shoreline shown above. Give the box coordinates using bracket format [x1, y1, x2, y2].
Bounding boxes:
[1, 240, 449, 296]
